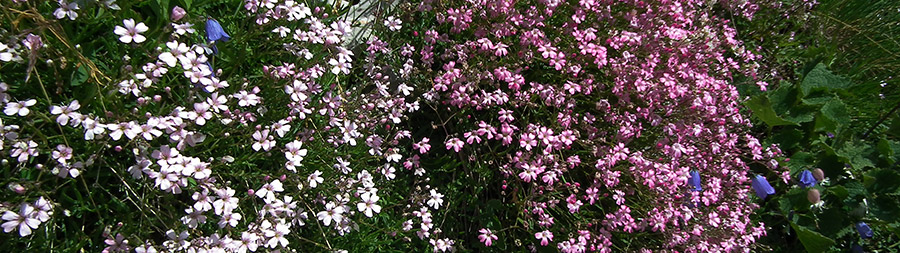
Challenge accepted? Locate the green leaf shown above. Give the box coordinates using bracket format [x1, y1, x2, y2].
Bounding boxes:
[799, 63, 852, 96]
[781, 105, 818, 124]
[828, 185, 848, 201]
[865, 169, 900, 194]
[769, 82, 799, 115]
[870, 195, 900, 222]
[820, 100, 850, 126]
[70, 65, 88, 87]
[745, 95, 797, 127]
[773, 128, 805, 151]
[800, 90, 834, 106]
[183, 0, 192, 9]
[791, 222, 835, 253]
[836, 141, 875, 170]
[818, 208, 848, 236]
[151, 0, 171, 24]
[876, 139, 897, 164]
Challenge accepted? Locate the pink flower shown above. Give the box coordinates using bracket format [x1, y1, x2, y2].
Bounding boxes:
[114, 19, 149, 44]
[414, 137, 432, 154]
[478, 228, 498, 246]
[445, 138, 464, 152]
[535, 230, 553, 246]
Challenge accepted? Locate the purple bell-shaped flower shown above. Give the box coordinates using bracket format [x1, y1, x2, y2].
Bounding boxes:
[798, 170, 817, 188]
[751, 175, 775, 199]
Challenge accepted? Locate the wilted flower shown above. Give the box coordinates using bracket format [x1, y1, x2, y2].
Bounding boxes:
[689, 170, 702, 191]
[856, 222, 873, 239]
[798, 170, 817, 188]
[751, 175, 775, 199]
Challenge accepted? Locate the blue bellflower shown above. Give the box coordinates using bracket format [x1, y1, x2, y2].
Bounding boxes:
[205, 18, 231, 42]
[689, 171, 702, 191]
[856, 222, 874, 239]
[798, 170, 817, 188]
[751, 175, 776, 199]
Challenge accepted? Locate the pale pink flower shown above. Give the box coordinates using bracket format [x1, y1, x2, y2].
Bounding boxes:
[114, 19, 149, 44]
[2, 204, 40, 237]
[5, 99, 36, 116]
[357, 192, 381, 217]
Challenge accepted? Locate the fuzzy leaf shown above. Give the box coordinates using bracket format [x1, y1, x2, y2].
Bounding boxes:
[800, 63, 852, 95]
[791, 223, 835, 253]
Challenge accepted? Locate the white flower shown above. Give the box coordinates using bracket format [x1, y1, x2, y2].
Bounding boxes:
[356, 192, 381, 217]
[2, 204, 41, 237]
[54, 0, 79, 20]
[385, 16, 402, 31]
[158, 41, 189, 67]
[426, 189, 444, 209]
[255, 179, 284, 201]
[50, 100, 82, 126]
[10, 140, 38, 163]
[252, 129, 275, 151]
[114, 19, 149, 44]
[0, 43, 15, 62]
[264, 222, 290, 248]
[316, 202, 344, 226]
[328, 58, 351, 75]
[307, 170, 323, 188]
[172, 23, 195, 35]
[5, 99, 36, 116]
[334, 157, 351, 174]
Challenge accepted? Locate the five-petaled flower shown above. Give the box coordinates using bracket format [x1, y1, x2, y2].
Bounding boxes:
[478, 228, 498, 247]
[5, 99, 36, 116]
[534, 230, 553, 246]
[114, 19, 149, 44]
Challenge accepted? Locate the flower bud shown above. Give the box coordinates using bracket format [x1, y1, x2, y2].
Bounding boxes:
[807, 189, 820, 203]
[171, 6, 186, 21]
[812, 168, 825, 182]
[8, 182, 25, 194]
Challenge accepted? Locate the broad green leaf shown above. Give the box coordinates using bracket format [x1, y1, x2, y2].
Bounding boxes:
[828, 185, 848, 200]
[781, 105, 818, 124]
[791, 222, 835, 253]
[769, 82, 799, 115]
[836, 141, 875, 170]
[801, 90, 834, 106]
[799, 63, 852, 95]
[70, 65, 88, 87]
[818, 208, 847, 236]
[865, 169, 900, 194]
[820, 100, 850, 125]
[870, 195, 900, 222]
[773, 128, 805, 151]
[745, 95, 797, 127]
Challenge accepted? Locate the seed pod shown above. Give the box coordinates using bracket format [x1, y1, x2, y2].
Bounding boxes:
[807, 189, 821, 203]
[812, 168, 825, 182]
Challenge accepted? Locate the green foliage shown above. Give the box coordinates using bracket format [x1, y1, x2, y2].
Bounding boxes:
[745, 62, 900, 251]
